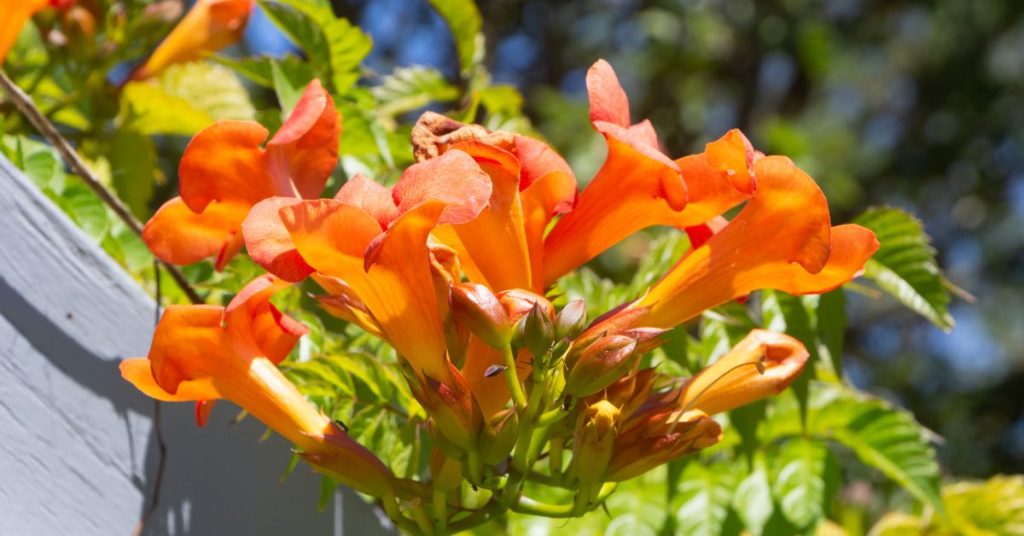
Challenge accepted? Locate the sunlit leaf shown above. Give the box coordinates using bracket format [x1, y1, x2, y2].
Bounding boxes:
[854, 206, 954, 331]
[426, 0, 483, 76]
[770, 438, 839, 530]
[372, 66, 459, 120]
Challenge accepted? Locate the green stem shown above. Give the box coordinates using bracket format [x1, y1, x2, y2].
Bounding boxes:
[432, 489, 447, 534]
[502, 345, 528, 409]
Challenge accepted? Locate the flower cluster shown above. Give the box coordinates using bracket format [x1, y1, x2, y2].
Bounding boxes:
[121, 60, 878, 530]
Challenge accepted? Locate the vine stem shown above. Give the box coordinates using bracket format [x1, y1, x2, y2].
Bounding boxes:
[501, 344, 528, 409]
[0, 69, 203, 305]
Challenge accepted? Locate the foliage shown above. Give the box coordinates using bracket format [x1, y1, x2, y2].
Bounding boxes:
[1, 1, 1012, 535]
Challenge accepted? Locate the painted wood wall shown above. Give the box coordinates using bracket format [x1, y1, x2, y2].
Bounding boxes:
[0, 156, 393, 535]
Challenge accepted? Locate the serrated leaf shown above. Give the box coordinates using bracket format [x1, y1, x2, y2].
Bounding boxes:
[763, 383, 942, 510]
[270, 57, 315, 116]
[373, 66, 459, 120]
[733, 462, 774, 536]
[672, 461, 741, 536]
[259, 0, 371, 93]
[854, 206, 953, 331]
[121, 62, 255, 135]
[56, 181, 109, 242]
[426, 0, 482, 76]
[870, 475, 1024, 536]
[770, 438, 838, 529]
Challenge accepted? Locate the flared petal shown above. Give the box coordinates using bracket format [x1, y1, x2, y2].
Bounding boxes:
[178, 120, 275, 212]
[265, 80, 340, 198]
[242, 197, 314, 282]
[638, 156, 879, 328]
[392, 149, 492, 225]
[131, 0, 252, 80]
[542, 127, 758, 286]
[281, 199, 452, 379]
[225, 274, 308, 364]
[0, 0, 49, 63]
[143, 196, 250, 266]
[678, 329, 809, 415]
[542, 61, 689, 284]
[120, 358, 220, 402]
[447, 141, 533, 290]
[334, 173, 400, 227]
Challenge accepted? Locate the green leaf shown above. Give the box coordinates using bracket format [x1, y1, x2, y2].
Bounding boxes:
[854, 206, 954, 331]
[672, 460, 741, 536]
[120, 62, 255, 136]
[270, 58, 316, 116]
[55, 181, 109, 242]
[762, 383, 943, 510]
[259, 0, 372, 93]
[426, 0, 483, 76]
[770, 438, 839, 530]
[733, 461, 774, 536]
[871, 475, 1024, 536]
[372, 66, 459, 120]
[108, 128, 156, 219]
[2, 135, 65, 192]
[943, 475, 1024, 535]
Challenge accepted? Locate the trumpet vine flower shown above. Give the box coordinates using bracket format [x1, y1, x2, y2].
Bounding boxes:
[143, 79, 338, 270]
[131, 0, 253, 81]
[120, 275, 394, 497]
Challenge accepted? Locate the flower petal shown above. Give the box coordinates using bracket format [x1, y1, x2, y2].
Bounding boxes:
[225, 274, 308, 364]
[178, 119, 275, 212]
[333, 173, 399, 228]
[392, 149, 492, 226]
[131, 0, 252, 81]
[639, 156, 878, 328]
[147, 305, 232, 395]
[587, 59, 631, 128]
[242, 196, 315, 282]
[542, 133, 684, 285]
[143, 196, 251, 266]
[265, 79, 340, 199]
[120, 358, 221, 402]
[0, 0, 48, 63]
[447, 141, 534, 290]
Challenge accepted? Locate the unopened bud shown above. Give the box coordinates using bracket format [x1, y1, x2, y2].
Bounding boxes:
[478, 408, 518, 465]
[571, 400, 620, 484]
[605, 410, 721, 482]
[417, 365, 482, 450]
[555, 299, 587, 341]
[521, 302, 555, 359]
[565, 335, 639, 397]
[497, 289, 554, 323]
[450, 283, 511, 349]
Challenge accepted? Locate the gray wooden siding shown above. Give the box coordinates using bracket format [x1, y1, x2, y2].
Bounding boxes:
[0, 156, 392, 535]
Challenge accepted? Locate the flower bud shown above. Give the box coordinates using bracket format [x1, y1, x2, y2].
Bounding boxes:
[497, 289, 554, 323]
[555, 299, 587, 341]
[605, 409, 721, 482]
[520, 302, 555, 359]
[678, 329, 808, 415]
[478, 408, 518, 465]
[450, 282, 511, 349]
[571, 400, 620, 484]
[565, 335, 639, 397]
[416, 364, 482, 450]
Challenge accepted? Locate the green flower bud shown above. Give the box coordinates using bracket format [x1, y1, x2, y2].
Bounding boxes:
[555, 299, 588, 341]
[450, 283, 512, 349]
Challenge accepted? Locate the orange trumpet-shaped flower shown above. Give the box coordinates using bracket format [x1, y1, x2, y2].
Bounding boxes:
[119, 275, 394, 497]
[605, 408, 721, 482]
[143, 79, 338, 270]
[636, 156, 879, 329]
[243, 150, 492, 381]
[577, 155, 879, 341]
[131, 0, 253, 81]
[541, 61, 757, 285]
[678, 329, 809, 415]
[410, 113, 577, 292]
[0, 0, 50, 63]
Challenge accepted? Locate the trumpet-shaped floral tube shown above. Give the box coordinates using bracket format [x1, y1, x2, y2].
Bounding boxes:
[119, 275, 394, 497]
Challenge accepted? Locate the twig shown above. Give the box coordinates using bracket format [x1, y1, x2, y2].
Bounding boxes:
[0, 69, 203, 305]
[132, 262, 169, 536]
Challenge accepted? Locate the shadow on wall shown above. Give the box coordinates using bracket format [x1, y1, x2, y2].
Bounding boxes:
[0, 157, 392, 535]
